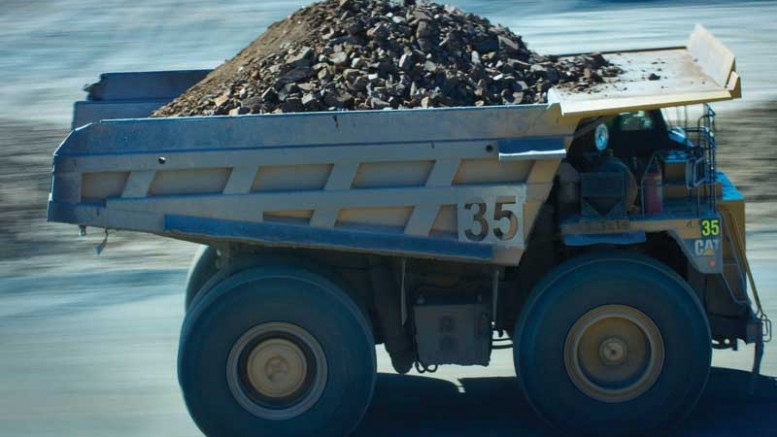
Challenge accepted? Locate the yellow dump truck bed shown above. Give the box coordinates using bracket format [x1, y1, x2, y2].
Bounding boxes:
[50, 26, 740, 266]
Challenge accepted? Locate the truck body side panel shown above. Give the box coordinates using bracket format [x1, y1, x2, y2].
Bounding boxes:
[50, 105, 576, 266]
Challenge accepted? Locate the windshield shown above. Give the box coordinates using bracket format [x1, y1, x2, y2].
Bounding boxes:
[618, 111, 655, 131]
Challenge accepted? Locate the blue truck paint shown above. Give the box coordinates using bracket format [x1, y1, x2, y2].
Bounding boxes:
[563, 232, 647, 246]
[165, 215, 494, 262]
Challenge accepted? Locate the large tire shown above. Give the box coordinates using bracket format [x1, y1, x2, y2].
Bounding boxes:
[184, 245, 220, 309]
[179, 266, 376, 437]
[514, 252, 711, 436]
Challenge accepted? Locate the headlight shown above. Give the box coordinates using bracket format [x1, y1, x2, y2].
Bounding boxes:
[594, 123, 609, 151]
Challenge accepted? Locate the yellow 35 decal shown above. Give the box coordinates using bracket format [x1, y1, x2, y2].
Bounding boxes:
[700, 219, 720, 237]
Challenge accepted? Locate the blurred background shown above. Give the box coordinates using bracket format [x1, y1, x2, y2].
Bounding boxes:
[1, 1, 776, 436]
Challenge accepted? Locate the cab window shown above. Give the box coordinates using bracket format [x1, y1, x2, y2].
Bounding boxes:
[619, 111, 654, 131]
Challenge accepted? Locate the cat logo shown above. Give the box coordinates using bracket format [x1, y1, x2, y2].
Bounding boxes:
[694, 238, 720, 256]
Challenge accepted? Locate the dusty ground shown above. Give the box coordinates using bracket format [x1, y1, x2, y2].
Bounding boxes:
[1, 101, 775, 277]
[0, 119, 195, 277]
[708, 102, 777, 236]
[716, 103, 777, 222]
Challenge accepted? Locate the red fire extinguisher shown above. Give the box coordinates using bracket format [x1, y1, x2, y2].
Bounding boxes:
[643, 164, 663, 214]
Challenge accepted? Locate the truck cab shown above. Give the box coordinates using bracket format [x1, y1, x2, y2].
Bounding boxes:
[560, 105, 764, 351]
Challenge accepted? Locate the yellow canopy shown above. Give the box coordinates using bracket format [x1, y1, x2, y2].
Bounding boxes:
[549, 25, 741, 118]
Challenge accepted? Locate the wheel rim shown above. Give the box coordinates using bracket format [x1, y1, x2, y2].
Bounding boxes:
[564, 305, 664, 403]
[227, 322, 327, 420]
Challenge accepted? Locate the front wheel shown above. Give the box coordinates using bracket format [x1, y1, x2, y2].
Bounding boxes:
[178, 266, 376, 437]
[514, 252, 711, 436]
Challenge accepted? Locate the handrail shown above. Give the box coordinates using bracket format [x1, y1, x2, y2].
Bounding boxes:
[684, 104, 718, 214]
[721, 209, 768, 323]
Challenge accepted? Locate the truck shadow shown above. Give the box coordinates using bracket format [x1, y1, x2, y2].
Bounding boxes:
[354, 368, 777, 437]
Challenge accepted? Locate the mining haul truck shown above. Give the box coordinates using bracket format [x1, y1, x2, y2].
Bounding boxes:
[48, 26, 770, 436]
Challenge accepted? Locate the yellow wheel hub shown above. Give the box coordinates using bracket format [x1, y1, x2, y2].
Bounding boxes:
[227, 322, 328, 420]
[246, 338, 308, 399]
[564, 305, 664, 403]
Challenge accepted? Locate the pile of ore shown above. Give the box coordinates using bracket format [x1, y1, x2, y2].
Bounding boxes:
[153, 0, 621, 117]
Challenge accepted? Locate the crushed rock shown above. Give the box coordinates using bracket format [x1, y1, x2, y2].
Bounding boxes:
[153, 0, 621, 117]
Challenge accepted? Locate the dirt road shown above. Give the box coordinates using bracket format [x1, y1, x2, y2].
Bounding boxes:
[0, 259, 775, 437]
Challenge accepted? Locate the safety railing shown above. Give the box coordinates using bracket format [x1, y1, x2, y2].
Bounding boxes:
[684, 103, 718, 215]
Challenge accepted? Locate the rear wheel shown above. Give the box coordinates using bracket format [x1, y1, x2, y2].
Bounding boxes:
[179, 266, 376, 437]
[184, 245, 220, 309]
[514, 252, 711, 436]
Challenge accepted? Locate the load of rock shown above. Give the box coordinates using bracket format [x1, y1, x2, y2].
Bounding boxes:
[153, 0, 621, 117]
